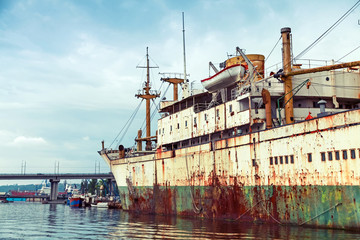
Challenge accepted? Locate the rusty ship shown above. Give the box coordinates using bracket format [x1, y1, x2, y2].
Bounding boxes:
[99, 27, 360, 230]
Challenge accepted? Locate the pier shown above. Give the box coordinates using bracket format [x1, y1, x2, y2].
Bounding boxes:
[0, 173, 115, 201]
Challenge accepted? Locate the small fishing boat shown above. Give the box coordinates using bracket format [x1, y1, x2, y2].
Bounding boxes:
[69, 197, 83, 208]
[91, 202, 108, 208]
[201, 63, 246, 92]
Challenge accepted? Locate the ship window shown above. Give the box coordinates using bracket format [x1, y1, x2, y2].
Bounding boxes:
[162, 128, 164, 134]
[159, 129, 161, 134]
[229, 104, 233, 113]
[335, 151, 340, 160]
[351, 149, 356, 159]
[252, 159, 256, 166]
[290, 155, 294, 164]
[185, 120, 188, 127]
[280, 156, 283, 164]
[204, 113, 207, 121]
[270, 157, 273, 165]
[343, 150, 348, 160]
[194, 117, 197, 125]
[308, 153, 312, 162]
[216, 109, 220, 118]
[170, 125, 172, 132]
[285, 156, 289, 164]
[321, 152, 326, 161]
[177, 123, 180, 129]
[328, 152, 333, 161]
[275, 157, 278, 165]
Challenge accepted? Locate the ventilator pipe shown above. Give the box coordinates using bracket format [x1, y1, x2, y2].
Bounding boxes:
[261, 89, 272, 129]
[119, 145, 125, 158]
[137, 129, 142, 152]
[330, 60, 339, 109]
[318, 100, 327, 113]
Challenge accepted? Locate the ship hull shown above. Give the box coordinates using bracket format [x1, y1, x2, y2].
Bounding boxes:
[117, 185, 359, 230]
[102, 109, 360, 230]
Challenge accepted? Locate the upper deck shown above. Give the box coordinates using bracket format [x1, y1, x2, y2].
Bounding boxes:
[157, 65, 360, 148]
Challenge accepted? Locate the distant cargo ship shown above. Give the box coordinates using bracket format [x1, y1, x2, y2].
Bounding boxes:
[99, 27, 360, 230]
[10, 191, 36, 196]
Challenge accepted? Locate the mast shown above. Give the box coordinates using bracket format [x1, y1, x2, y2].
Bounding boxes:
[182, 12, 190, 98]
[136, 47, 160, 151]
[159, 13, 188, 102]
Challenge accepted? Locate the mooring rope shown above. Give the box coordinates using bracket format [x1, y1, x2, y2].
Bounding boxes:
[299, 202, 342, 226]
[226, 198, 282, 224]
[185, 149, 202, 214]
[227, 199, 264, 222]
[259, 201, 282, 225]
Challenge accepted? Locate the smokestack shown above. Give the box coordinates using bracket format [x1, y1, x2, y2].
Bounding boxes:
[281, 27, 294, 124]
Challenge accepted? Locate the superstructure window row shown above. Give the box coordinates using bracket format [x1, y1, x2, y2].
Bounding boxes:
[270, 155, 294, 165]
[308, 149, 358, 162]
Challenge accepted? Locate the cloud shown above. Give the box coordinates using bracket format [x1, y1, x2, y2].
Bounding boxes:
[0, 0, 358, 177]
[12, 136, 47, 146]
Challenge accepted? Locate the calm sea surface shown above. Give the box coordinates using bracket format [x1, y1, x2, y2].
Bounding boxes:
[0, 202, 360, 239]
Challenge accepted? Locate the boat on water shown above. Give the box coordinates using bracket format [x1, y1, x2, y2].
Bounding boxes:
[91, 202, 108, 208]
[69, 196, 83, 208]
[98, 26, 360, 230]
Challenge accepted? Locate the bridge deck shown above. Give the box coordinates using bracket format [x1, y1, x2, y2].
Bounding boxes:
[0, 173, 115, 180]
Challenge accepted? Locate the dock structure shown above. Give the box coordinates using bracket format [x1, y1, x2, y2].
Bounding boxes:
[0, 173, 115, 201]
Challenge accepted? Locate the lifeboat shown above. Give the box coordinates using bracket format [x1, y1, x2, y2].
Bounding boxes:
[201, 64, 246, 92]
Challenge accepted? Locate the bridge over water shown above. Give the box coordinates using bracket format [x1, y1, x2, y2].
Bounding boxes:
[0, 173, 115, 201]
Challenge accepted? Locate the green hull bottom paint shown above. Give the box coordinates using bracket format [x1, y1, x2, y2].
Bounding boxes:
[117, 185, 360, 230]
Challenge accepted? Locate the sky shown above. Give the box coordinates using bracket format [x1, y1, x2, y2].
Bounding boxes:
[0, 0, 359, 184]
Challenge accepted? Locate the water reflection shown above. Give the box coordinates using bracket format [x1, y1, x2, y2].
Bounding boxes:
[48, 203, 57, 227]
[108, 212, 360, 240]
[0, 203, 359, 239]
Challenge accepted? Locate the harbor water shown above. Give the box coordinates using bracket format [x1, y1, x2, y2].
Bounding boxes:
[1, 202, 360, 239]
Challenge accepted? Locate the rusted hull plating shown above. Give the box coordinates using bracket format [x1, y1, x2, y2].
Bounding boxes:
[119, 185, 359, 229]
[103, 109, 360, 230]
